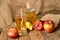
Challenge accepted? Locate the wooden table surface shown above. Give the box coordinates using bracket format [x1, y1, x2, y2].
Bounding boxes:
[0, 22, 60, 40]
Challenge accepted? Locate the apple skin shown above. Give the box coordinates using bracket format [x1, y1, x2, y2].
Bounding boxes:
[34, 20, 43, 31]
[6, 27, 18, 38]
[43, 20, 54, 33]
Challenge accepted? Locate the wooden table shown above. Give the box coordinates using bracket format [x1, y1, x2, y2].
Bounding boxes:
[0, 21, 60, 40]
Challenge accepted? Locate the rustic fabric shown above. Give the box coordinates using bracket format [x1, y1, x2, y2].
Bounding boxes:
[41, 14, 60, 28]
[0, 0, 13, 26]
[0, 0, 60, 28]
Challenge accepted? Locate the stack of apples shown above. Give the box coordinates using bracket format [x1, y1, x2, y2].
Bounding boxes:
[34, 20, 55, 33]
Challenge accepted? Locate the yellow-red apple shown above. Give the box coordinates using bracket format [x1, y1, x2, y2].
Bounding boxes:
[44, 20, 54, 33]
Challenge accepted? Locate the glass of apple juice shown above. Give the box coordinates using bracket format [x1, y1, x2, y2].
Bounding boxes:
[14, 8, 27, 36]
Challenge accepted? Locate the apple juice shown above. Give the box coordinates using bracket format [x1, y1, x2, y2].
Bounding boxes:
[15, 15, 27, 36]
[15, 16, 24, 31]
[14, 8, 27, 36]
[25, 8, 37, 24]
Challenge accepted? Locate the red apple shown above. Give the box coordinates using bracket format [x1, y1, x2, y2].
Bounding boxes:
[44, 20, 54, 33]
[34, 20, 43, 31]
[6, 27, 18, 38]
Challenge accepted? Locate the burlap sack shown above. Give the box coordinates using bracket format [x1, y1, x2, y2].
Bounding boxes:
[0, 0, 60, 27]
[0, 0, 13, 26]
[41, 14, 60, 28]
[0, 0, 60, 14]
[0, 16, 6, 28]
[43, 0, 60, 12]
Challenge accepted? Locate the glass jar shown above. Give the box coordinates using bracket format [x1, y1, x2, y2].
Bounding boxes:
[25, 8, 37, 24]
